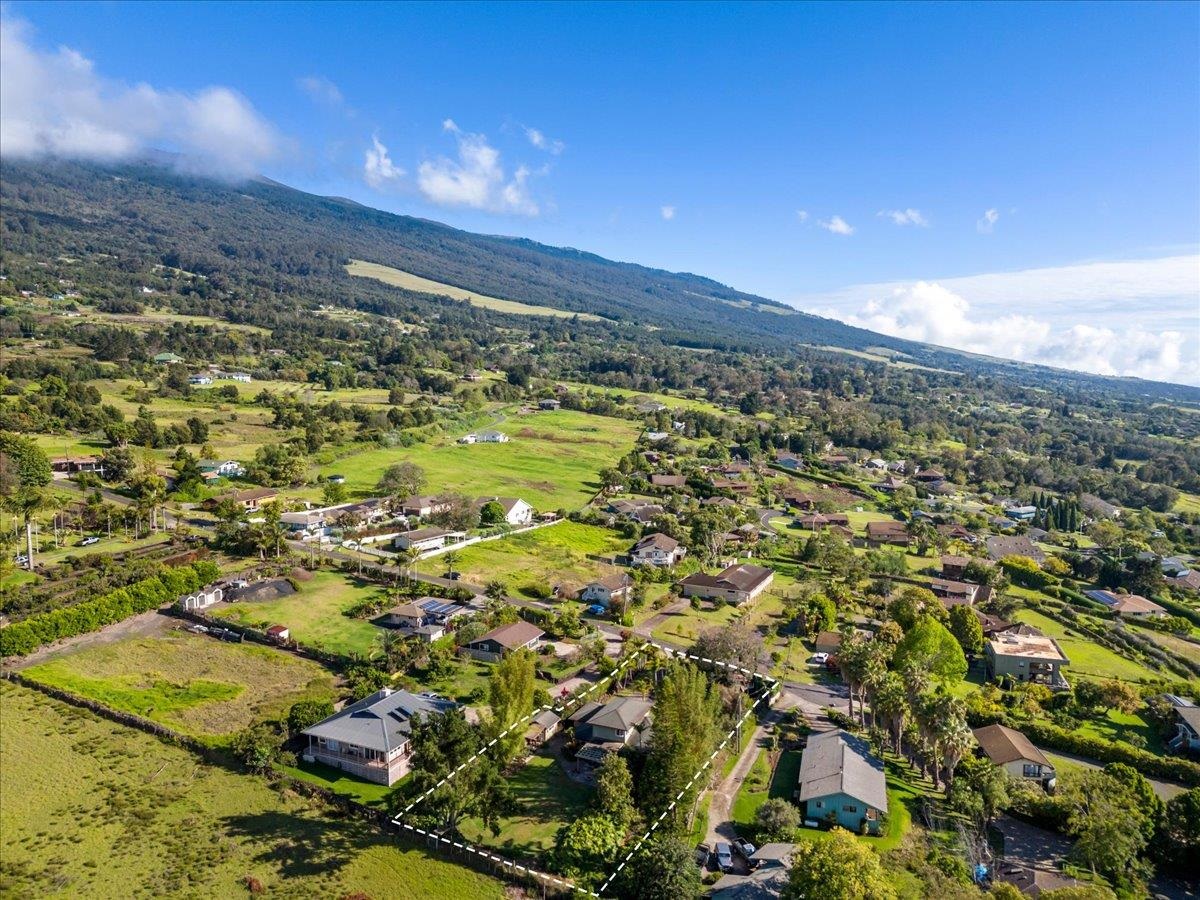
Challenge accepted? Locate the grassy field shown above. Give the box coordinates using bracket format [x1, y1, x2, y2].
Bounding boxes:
[1014, 609, 1162, 683]
[322, 407, 640, 510]
[1174, 491, 1200, 515]
[22, 631, 335, 742]
[214, 570, 385, 657]
[347, 259, 606, 321]
[0, 682, 503, 899]
[459, 750, 593, 856]
[416, 521, 630, 596]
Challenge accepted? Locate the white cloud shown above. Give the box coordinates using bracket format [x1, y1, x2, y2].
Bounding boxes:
[363, 135, 404, 188]
[819, 215, 854, 236]
[879, 208, 929, 227]
[796, 209, 809, 223]
[417, 122, 539, 215]
[977, 207, 1000, 233]
[660, 205, 676, 221]
[524, 125, 564, 155]
[0, 15, 280, 177]
[297, 75, 343, 107]
[796, 255, 1200, 385]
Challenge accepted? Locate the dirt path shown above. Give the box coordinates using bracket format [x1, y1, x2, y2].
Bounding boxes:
[702, 688, 801, 860]
[8, 606, 177, 670]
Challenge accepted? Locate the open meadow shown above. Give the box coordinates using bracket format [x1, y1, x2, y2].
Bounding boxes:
[213, 570, 386, 658]
[416, 520, 630, 596]
[0, 682, 503, 899]
[322, 407, 640, 510]
[21, 631, 335, 742]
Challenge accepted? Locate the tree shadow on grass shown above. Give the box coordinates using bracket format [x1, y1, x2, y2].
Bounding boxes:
[219, 809, 375, 879]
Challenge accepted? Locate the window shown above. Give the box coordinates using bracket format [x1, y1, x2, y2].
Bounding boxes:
[1023, 764, 1041, 778]
[813, 800, 823, 809]
[843, 804, 857, 813]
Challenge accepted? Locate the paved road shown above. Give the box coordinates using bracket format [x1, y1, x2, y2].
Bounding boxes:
[1039, 747, 1188, 800]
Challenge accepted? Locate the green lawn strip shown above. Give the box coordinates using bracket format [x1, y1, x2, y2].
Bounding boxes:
[1014, 609, 1162, 683]
[459, 750, 593, 856]
[0, 681, 504, 899]
[21, 631, 335, 742]
[731, 749, 773, 831]
[214, 570, 385, 657]
[279, 758, 395, 807]
[687, 793, 713, 847]
[1074, 708, 1164, 754]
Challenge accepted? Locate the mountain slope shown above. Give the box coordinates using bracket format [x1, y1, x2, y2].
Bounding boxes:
[1, 158, 1196, 401]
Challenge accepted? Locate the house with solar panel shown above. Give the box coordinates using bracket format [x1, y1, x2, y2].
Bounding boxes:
[301, 688, 456, 785]
[380, 596, 471, 641]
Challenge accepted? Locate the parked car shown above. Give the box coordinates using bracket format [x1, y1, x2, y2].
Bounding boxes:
[14, 555, 28, 565]
[79, 536, 101, 547]
[715, 842, 734, 873]
[811, 652, 829, 664]
[735, 838, 756, 860]
[694, 842, 711, 868]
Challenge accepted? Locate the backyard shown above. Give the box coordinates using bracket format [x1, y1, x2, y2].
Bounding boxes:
[21, 631, 335, 742]
[458, 749, 593, 857]
[1014, 608, 1163, 683]
[0, 682, 503, 899]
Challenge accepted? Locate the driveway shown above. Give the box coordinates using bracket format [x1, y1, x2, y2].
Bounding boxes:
[8, 606, 178, 669]
[702, 687, 802, 866]
[1040, 747, 1187, 800]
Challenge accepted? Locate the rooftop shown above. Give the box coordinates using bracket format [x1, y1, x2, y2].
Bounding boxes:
[797, 729, 888, 812]
[972, 723, 1049, 767]
[988, 632, 1068, 663]
[302, 688, 455, 753]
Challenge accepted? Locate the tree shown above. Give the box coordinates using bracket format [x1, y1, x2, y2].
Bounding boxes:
[873, 670, 909, 756]
[611, 837, 702, 900]
[404, 708, 511, 835]
[1102, 763, 1162, 843]
[258, 500, 287, 559]
[948, 604, 984, 655]
[642, 662, 721, 831]
[486, 648, 535, 765]
[232, 723, 282, 771]
[1161, 787, 1200, 857]
[478, 500, 506, 526]
[552, 814, 621, 882]
[594, 753, 636, 831]
[888, 586, 936, 631]
[782, 827, 896, 900]
[0, 433, 53, 569]
[1061, 769, 1152, 885]
[755, 798, 801, 840]
[321, 480, 347, 505]
[1097, 680, 1141, 715]
[288, 699, 334, 734]
[692, 621, 763, 673]
[893, 616, 967, 684]
[376, 461, 426, 499]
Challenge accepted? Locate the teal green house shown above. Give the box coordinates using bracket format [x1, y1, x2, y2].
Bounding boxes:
[797, 729, 888, 834]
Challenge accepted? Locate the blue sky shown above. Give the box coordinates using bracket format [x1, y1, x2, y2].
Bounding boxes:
[3, 2, 1198, 383]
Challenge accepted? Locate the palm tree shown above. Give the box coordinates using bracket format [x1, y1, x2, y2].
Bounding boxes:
[5, 488, 51, 571]
[873, 671, 909, 756]
[938, 714, 975, 795]
[394, 547, 421, 586]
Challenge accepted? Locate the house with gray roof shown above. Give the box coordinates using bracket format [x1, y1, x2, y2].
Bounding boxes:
[301, 688, 456, 786]
[571, 696, 653, 748]
[678, 563, 774, 605]
[796, 729, 888, 834]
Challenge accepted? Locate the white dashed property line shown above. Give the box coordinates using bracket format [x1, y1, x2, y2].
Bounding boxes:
[596, 681, 775, 894]
[396, 639, 776, 897]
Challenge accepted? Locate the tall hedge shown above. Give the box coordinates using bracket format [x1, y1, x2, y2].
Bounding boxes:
[0, 561, 220, 657]
[1021, 719, 1200, 787]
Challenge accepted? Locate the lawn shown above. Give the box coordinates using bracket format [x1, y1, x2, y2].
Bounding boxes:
[416, 520, 630, 597]
[1173, 491, 1200, 515]
[459, 749, 593, 856]
[347, 259, 606, 321]
[1075, 708, 1164, 753]
[0, 682, 503, 899]
[731, 746, 917, 854]
[280, 758, 396, 807]
[22, 631, 335, 742]
[213, 570, 386, 657]
[1014, 609, 1162, 683]
[653, 565, 792, 646]
[320, 407, 640, 510]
